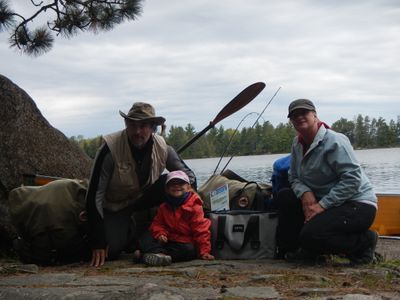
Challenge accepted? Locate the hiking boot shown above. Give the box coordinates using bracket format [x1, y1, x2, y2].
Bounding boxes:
[143, 253, 172, 266]
[348, 230, 379, 265]
[284, 248, 325, 264]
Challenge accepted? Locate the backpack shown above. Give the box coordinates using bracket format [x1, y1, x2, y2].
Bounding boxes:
[8, 179, 91, 265]
[271, 155, 291, 200]
[198, 169, 272, 212]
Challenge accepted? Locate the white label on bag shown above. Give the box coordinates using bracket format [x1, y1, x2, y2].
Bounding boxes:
[210, 183, 229, 211]
[232, 224, 245, 232]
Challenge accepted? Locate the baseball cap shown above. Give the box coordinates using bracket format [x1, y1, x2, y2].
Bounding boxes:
[166, 170, 190, 185]
[287, 99, 316, 118]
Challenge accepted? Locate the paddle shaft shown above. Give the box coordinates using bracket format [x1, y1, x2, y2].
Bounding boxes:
[177, 123, 214, 154]
[177, 82, 266, 154]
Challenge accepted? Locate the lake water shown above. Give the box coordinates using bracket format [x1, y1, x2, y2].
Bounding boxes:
[185, 147, 400, 194]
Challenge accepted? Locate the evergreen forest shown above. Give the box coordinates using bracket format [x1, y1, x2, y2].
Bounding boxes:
[70, 114, 400, 160]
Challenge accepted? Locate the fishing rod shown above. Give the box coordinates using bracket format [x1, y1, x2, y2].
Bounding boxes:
[220, 86, 281, 174]
[212, 112, 262, 175]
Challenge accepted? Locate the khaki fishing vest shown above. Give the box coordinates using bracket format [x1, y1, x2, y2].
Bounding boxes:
[103, 130, 168, 211]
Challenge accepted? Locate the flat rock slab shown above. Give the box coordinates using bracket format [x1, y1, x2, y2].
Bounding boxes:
[1, 238, 400, 299]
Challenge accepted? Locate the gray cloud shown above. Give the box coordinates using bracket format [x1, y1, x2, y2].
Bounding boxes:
[1, 0, 399, 138]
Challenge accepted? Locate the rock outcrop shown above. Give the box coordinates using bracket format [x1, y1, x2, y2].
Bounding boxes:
[0, 74, 93, 252]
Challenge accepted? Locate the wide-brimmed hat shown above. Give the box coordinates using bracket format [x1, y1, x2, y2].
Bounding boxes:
[287, 99, 316, 118]
[119, 102, 166, 125]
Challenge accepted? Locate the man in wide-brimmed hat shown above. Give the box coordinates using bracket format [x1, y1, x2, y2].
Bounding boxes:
[86, 102, 196, 267]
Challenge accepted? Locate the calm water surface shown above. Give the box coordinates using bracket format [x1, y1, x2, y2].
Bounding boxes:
[186, 147, 400, 194]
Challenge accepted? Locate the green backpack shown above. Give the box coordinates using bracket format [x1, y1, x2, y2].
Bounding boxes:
[8, 179, 91, 265]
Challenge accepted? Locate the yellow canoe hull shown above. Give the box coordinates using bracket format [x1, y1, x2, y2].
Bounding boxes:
[370, 194, 400, 236]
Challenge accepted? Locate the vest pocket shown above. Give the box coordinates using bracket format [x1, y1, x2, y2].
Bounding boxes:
[117, 162, 135, 185]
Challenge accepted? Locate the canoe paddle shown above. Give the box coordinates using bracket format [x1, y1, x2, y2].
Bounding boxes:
[177, 82, 266, 154]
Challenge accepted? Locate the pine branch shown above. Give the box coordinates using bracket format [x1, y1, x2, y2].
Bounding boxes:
[0, 0, 143, 56]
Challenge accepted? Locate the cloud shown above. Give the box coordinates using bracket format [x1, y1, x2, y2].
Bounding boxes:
[1, 0, 399, 137]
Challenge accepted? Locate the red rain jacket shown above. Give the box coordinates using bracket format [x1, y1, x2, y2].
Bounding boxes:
[149, 192, 211, 257]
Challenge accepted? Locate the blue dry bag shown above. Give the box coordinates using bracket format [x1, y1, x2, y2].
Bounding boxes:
[271, 155, 291, 200]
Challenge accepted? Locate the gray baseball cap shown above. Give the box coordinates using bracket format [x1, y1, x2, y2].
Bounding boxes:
[287, 99, 316, 118]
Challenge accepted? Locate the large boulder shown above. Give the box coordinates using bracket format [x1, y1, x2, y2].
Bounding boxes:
[0, 74, 93, 253]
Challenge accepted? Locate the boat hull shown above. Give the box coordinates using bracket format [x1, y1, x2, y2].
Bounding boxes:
[370, 194, 400, 236]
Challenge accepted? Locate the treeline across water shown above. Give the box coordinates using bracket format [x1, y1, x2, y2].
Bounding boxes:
[70, 114, 400, 159]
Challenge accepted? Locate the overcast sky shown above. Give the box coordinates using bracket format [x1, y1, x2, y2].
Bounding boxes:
[1, 0, 399, 138]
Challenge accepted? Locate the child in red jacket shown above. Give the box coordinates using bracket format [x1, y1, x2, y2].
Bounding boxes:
[138, 170, 214, 266]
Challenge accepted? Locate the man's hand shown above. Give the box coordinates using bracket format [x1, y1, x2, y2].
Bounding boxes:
[90, 247, 108, 267]
[157, 235, 168, 243]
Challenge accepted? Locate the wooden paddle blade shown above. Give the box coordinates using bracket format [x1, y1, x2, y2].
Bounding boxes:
[177, 82, 266, 154]
[212, 82, 266, 125]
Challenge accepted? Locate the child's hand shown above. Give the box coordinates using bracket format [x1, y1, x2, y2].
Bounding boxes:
[157, 235, 168, 243]
[201, 253, 215, 260]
